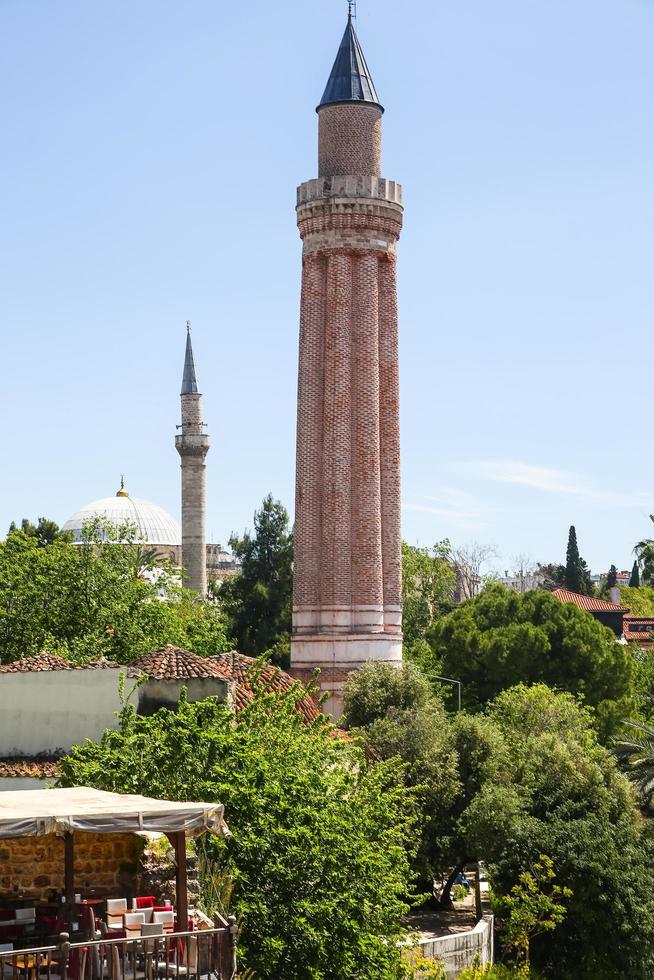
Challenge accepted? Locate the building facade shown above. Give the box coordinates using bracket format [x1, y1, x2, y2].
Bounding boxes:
[290, 14, 404, 716]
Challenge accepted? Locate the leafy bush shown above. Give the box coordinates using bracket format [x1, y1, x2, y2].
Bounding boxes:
[58, 680, 418, 979]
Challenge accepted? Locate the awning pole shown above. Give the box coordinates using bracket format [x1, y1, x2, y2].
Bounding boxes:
[173, 832, 189, 930]
[64, 832, 75, 925]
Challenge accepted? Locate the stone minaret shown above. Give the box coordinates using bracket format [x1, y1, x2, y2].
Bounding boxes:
[175, 325, 210, 595]
[291, 13, 404, 717]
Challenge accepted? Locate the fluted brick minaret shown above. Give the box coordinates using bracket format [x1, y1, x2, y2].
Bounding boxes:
[175, 324, 210, 595]
[290, 13, 403, 717]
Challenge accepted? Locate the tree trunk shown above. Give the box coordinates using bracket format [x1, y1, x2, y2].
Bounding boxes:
[439, 859, 466, 910]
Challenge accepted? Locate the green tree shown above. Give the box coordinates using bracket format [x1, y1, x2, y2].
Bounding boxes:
[429, 585, 633, 737]
[402, 541, 454, 669]
[564, 526, 592, 595]
[355, 701, 460, 896]
[536, 563, 566, 591]
[343, 671, 654, 977]
[629, 560, 641, 588]
[0, 517, 232, 664]
[619, 584, 654, 616]
[606, 564, 618, 589]
[58, 683, 417, 980]
[477, 685, 654, 979]
[7, 516, 72, 546]
[613, 718, 654, 806]
[342, 661, 435, 729]
[634, 522, 654, 584]
[219, 495, 293, 662]
[344, 662, 511, 908]
[493, 855, 570, 971]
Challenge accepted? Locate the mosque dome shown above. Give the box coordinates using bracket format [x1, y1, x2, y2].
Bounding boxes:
[62, 483, 181, 546]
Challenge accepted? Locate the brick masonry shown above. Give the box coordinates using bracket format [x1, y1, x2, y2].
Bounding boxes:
[291, 98, 404, 718]
[318, 104, 382, 178]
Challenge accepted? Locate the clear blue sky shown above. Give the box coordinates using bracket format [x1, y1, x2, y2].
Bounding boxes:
[2, 0, 653, 575]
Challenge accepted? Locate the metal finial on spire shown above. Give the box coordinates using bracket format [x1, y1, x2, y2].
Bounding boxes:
[116, 475, 129, 497]
[186, 320, 191, 332]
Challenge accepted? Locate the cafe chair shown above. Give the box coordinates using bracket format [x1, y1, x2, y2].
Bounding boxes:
[106, 900, 127, 930]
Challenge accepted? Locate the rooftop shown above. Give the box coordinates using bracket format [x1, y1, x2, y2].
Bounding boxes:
[551, 588, 629, 613]
[131, 645, 224, 679]
[181, 324, 200, 395]
[0, 758, 60, 779]
[0, 653, 126, 673]
[210, 651, 323, 724]
[62, 491, 182, 547]
[318, 14, 382, 111]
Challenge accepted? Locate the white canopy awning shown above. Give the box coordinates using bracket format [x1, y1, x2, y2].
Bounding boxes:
[0, 787, 230, 840]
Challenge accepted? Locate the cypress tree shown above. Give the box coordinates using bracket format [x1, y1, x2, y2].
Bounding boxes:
[629, 561, 640, 588]
[565, 526, 583, 593]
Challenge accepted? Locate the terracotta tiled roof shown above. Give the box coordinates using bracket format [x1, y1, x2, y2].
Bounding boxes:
[0, 652, 72, 673]
[130, 645, 226, 680]
[551, 588, 629, 613]
[623, 615, 654, 644]
[209, 651, 323, 725]
[0, 757, 60, 778]
[0, 653, 130, 673]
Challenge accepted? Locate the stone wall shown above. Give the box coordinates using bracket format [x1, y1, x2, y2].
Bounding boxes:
[0, 833, 140, 901]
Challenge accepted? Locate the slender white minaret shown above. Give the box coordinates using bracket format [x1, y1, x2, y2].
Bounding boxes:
[175, 324, 210, 594]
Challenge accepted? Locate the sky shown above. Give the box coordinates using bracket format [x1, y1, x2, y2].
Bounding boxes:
[1, 0, 653, 576]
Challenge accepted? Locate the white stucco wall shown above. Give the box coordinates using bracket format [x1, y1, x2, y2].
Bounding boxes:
[0, 669, 127, 756]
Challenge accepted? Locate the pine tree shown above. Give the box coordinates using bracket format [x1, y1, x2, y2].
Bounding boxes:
[629, 561, 641, 588]
[565, 526, 583, 593]
[607, 565, 618, 588]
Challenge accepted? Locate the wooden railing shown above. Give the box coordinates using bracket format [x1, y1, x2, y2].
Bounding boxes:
[0, 921, 238, 980]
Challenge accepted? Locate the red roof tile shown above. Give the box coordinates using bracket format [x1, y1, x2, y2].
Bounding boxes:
[0, 652, 72, 673]
[209, 651, 323, 725]
[0, 757, 60, 779]
[551, 588, 629, 613]
[623, 615, 654, 643]
[130, 645, 226, 680]
[0, 653, 131, 673]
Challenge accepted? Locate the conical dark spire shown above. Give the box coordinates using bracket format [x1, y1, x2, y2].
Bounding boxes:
[318, 13, 382, 111]
[181, 322, 200, 395]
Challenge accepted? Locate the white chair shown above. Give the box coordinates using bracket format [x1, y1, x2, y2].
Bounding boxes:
[106, 899, 127, 930]
[131, 905, 153, 924]
[124, 913, 145, 939]
[14, 909, 35, 924]
[152, 911, 174, 934]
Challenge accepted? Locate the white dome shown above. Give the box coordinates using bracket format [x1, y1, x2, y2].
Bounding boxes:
[63, 493, 181, 546]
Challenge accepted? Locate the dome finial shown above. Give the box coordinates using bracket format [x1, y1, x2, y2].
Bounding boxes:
[116, 475, 129, 498]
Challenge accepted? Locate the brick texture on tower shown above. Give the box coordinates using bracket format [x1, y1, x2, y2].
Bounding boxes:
[290, 14, 403, 717]
[175, 327, 210, 595]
